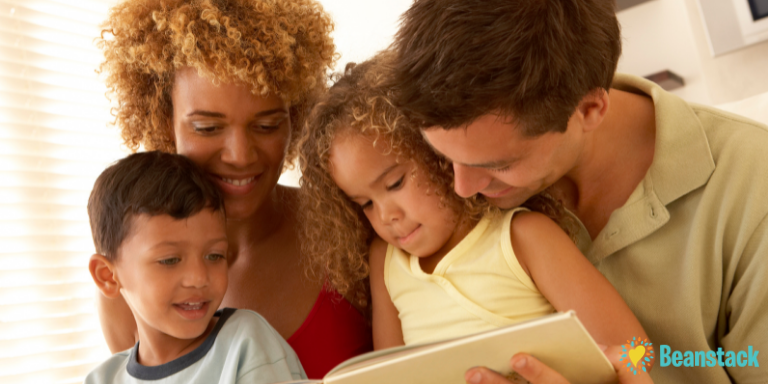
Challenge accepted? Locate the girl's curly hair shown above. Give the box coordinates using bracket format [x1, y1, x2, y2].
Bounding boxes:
[298, 52, 578, 308]
[98, 0, 336, 162]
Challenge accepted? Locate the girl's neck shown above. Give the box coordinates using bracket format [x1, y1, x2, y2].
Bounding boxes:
[418, 213, 479, 274]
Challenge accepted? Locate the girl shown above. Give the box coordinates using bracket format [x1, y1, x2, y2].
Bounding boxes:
[299, 52, 652, 379]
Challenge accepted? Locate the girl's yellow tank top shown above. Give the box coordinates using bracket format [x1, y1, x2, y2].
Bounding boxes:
[384, 207, 555, 345]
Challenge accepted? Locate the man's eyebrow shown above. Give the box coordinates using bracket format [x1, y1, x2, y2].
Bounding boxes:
[186, 108, 288, 118]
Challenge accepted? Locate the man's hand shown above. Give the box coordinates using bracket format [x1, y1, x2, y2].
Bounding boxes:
[464, 345, 654, 384]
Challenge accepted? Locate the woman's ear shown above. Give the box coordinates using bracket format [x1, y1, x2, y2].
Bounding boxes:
[89, 254, 121, 299]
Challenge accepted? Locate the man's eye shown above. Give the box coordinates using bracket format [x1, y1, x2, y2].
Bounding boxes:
[159, 257, 180, 266]
[491, 166, 511, 173]
[386, 176, 405, 191]
[359, 201, 372, 210]
[205, 253, 225, 261]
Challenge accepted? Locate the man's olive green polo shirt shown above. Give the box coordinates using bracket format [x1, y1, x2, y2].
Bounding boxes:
[572, 74, 768, 383]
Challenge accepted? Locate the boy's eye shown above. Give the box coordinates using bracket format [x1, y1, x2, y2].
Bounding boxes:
[386, 176, 405, 191]
[159, 257, 181, 266]
[205, 253, 226, 261]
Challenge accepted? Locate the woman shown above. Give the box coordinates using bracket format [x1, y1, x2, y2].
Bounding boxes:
[96, 0, 372, 378]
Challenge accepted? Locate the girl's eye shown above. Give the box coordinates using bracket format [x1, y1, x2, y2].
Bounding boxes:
[359, 201, 372, 210]
[159, 257, 181, 266]
[386, 176, 405, 191]
[205, 253, 226, 261]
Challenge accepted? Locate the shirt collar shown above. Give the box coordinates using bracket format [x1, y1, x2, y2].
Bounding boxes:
[612, 73, 715, 206]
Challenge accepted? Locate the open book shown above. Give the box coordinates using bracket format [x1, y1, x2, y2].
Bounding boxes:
[279, 311, 616, 384]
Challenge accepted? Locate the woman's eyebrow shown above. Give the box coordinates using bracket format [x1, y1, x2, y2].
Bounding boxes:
[186, 108, 288, 118]
[188, 110, 226, 118]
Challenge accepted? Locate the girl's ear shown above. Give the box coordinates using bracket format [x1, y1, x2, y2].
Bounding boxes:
[89, 254, 121, 299]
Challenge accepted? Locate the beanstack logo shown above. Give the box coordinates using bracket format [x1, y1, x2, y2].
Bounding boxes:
[620, 337, 654, 375]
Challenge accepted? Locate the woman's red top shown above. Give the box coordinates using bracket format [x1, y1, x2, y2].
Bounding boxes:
[286, 284, 373, 379]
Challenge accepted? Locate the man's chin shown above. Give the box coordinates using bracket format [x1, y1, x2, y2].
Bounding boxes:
[483, 194, 529, 209]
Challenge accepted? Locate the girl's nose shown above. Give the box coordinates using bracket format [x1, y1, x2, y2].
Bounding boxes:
[378, 200, 404, 223]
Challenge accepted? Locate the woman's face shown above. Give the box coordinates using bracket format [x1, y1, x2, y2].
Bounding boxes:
[171, 68, 290, 220]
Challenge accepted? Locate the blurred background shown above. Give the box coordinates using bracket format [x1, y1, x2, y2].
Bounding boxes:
[1, 0, 766, 383]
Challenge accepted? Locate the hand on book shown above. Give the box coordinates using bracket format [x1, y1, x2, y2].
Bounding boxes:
[464, 345, 654, 384]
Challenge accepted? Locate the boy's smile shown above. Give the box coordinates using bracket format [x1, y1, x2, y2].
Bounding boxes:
[112, 209, 228, 365]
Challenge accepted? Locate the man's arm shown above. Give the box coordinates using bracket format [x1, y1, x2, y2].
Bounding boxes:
[721, 214, 768, 383]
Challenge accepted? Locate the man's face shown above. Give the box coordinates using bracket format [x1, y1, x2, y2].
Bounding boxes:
[423, 113, 582, 209]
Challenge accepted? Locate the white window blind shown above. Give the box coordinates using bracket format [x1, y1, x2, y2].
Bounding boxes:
[0, 0, 125, 383]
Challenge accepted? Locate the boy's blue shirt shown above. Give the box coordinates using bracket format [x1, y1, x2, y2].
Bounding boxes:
[85, 308, 306, 383]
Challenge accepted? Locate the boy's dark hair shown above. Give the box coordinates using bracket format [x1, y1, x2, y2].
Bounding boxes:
[390, 0, 621, 136]
[88, 151, 224, 260]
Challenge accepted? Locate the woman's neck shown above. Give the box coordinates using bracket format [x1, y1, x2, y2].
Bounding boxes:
[227, 185, 288, 257]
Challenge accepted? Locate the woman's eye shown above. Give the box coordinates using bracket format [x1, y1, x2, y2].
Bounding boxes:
[205, 253, 225, 261]
[193, 126, 218, 134]
[159, 257, 181, 266]
[386, 176, 405, 191]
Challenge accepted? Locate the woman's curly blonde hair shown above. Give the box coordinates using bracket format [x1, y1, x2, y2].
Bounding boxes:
[98, 0, 336, 161]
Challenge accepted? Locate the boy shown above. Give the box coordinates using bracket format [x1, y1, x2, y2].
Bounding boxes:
[86, 151, 306, 383]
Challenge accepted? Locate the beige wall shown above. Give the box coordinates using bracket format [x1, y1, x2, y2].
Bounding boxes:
[617, 0, 768, 105]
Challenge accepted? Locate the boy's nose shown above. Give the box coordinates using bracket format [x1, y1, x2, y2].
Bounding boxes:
[182, 259, 209, 288]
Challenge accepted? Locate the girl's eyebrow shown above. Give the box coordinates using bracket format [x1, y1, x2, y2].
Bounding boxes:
[370, 164, 399, 187]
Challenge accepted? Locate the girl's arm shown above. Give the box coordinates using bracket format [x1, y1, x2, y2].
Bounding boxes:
[511, 211, 648, 348]
[369, 237, 405, 350]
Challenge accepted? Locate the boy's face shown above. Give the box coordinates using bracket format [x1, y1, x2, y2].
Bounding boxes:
[114, 209, 228, 342]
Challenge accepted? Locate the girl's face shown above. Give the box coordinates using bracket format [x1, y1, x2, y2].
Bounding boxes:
[329, 132, 462, 258]
[171, 68, 290, 220]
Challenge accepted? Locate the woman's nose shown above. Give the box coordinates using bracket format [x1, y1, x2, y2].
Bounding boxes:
[221, 127, 258, 168]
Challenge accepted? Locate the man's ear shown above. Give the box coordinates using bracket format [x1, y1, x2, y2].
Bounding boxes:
[89, 254, 121, 299]
[576, 88, 610, 133]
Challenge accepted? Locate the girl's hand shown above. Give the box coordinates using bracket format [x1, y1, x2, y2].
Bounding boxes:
[464, 345, 654, 384]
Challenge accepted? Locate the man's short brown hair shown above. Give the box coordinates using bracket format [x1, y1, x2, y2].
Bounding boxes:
[391, 0, 621, 136]
[88, 151, 224, 260]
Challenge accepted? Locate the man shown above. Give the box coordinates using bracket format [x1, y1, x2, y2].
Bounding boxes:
[390, 0, 768, 383]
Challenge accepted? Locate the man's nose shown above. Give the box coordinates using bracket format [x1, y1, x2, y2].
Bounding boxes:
[453, 163, 491, 198]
